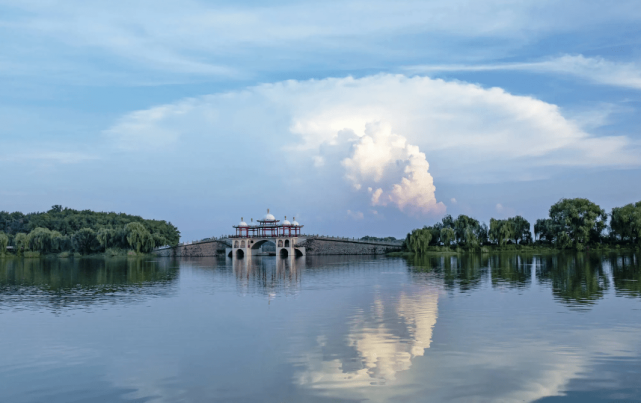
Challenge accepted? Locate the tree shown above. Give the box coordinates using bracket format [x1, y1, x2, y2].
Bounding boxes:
[475, 222, 489, 245]
[453, 215, 480, 245]
[14, 232, 29, 252]
[440, 227, 455, 246]
[534, 219, 554, 242]
[125, 222, 158, 253]
[548, 198, 607, 248]
[489, 219, 513, 245]
[72, 228, 99, 255]
[0, 232, 8, 254]
[508, 216, 531, 244]
[610, 202, 641, 245]
[406, 228, 433, 254]
[27, 227, 54, 253]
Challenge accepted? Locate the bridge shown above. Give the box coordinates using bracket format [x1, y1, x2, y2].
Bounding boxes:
[152, 209, 402, 258]
[152, 235, 402, 258]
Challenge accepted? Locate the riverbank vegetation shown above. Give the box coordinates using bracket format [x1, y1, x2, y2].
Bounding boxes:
[0, 205, 180, 257]
[402, 198, 641, 255]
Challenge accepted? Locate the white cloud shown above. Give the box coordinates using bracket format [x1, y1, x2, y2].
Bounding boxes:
[347, 210, 364, 220]
[103, 73, 641, 217]
[406, 55, 641, 90]
[496, 203, 504, 212]
[341, 123, 445, 215]
[450, 198, 457, 204]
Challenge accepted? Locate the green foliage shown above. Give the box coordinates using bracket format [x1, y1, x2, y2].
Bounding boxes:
[610, 201, 641, 245]
[0, 232, 8, 254]
[548, 198, 607, 248]
[534, 218, 554, 242]
[14, 233, 28, 252]
[0, 205, 180, 245]
[489, 218, 513, 246]
[440, 227, 455, 246]
[72, 228, 100, 255]
[0, 206, 179, 255]
[405, 228, 432, 254]
[360, 236, 398, 242]
[125, 222, 156, 253]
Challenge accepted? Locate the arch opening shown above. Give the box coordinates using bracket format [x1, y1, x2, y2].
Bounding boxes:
[284, 240, 290, 247]
[227, 251, 232, 258]
[236, 249, 244, 259]
[294, 249, 303, 257]
[280, 248, 289, 258]
[251, 239, 276, 250]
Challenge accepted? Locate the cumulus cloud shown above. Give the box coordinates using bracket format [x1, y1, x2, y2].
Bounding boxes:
[406, 55, 641, 90]
[103, 73, 641, 218]
[341, 123, 445, 215]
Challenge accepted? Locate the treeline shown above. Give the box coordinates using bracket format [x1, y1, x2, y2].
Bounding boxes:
[360, 236, 399, 242]
[0, 205, 180, 255]
[405, 198, 641, 254]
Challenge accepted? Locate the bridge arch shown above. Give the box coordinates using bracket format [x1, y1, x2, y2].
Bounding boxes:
[284, 239, 290, 247]
[279, 248, 289, 257]
[294, 248, 303, 257]
[236, 249, 244, 258]
[251, 239, 276, 250]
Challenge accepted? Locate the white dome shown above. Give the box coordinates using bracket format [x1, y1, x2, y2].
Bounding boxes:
[282, 220, 291, 225]
[292, 221, 300, 226]
[238, 218, 248, 227]
[264, 213, 275, 220]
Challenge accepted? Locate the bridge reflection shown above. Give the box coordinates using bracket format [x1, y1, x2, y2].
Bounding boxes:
[232, 255, 304, 298]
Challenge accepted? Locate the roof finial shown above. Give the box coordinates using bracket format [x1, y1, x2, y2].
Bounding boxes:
[241, 217, 243, 221]
[293, 217, 295, 220]
[285, 216, 287, 220]
[267, 208, 270, 214]
[251, 218, 253, 222]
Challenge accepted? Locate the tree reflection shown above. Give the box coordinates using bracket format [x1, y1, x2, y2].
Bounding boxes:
[490, 254, 533, 289]
[0, 257, 179, 311]
[537, 253, 608, 307]
[408, 254, 486, 293]
[608, 252, 641, 298]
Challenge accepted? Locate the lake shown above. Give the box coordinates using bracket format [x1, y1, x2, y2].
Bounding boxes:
[1, 252, 640, 402]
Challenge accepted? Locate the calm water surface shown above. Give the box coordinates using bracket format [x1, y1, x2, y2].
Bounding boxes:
[0, 253, 640, 402]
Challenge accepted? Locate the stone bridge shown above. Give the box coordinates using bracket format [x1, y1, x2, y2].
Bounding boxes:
[152, 235, 402, 258]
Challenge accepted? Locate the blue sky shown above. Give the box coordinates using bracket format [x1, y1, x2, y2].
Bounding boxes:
[2, 0, 641, 241]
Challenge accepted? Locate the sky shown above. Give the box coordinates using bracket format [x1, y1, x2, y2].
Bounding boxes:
[1, 0, 641, 241]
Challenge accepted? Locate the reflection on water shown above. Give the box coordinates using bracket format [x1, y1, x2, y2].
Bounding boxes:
[408, 251, 640, 309]
[295, 286, 438, 391]
[233, 255, 303, 298]
[0, 251, 640, 403]
[0, 257, 178, 312]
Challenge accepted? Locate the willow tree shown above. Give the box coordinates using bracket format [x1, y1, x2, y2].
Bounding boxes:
[125, 222, 157, 253]
[14, 232, 28, 252]
[0, 232, 8, 254]
[27, 227, 54, 253]
[489, 219, 513, 246]
[440, 227, 455, 246]
[508, 216, 531, 244]
[97, 228, 116, 251]
[406, 228, 433, 254]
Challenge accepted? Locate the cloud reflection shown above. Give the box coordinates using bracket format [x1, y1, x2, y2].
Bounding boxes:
[295, 285, 438, 391]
